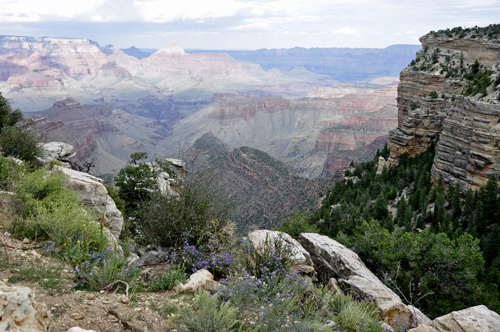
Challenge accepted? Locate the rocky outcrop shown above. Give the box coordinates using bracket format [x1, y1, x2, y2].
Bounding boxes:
[54, 166, 124, 238]
[42, 142, 76, 162]
[0, 281, 54, 332]
[408, 305, 500, 332]
[376, 156, 390, 175]
[248, 230, 313, 268]
[388, 28, 500, 191]
[299, 233, 412, 327]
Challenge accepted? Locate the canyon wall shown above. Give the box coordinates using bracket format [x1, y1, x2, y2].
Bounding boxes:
[389, 27, 500, 191]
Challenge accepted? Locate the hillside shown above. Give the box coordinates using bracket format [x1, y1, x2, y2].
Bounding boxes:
[187, 133, 334, 228]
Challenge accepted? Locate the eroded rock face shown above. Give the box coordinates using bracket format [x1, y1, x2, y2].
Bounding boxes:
[388, 31, 500, 192]
[408, 305, 500, 332]
[299, 233, 412, 327]
[249, 230, 313, 267]
[0, 281, 54, 332]
[42, 142, 76, 162]
[54, 166, 124, 238]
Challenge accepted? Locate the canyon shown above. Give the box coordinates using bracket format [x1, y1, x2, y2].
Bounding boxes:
[388, 26, 500, 191]
[0, 35, 404, 178]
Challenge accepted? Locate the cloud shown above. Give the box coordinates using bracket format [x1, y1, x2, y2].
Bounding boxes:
[332, 26, 360, 35]
[405, 30, 416, 34]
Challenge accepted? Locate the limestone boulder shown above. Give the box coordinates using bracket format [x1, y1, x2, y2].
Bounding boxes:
[175, 269, 218, 293]
[376, 156, 390, 175]
[249, 230, 313, 268]
[54, 166, 124, 238]
[0, 281, 54, 332]
[67, 328, 96, 332]
[299, 233, 412, 328]
[129, 250, 165, 268]
[42, 142, 76, 162]
[409, 305, 500, 332]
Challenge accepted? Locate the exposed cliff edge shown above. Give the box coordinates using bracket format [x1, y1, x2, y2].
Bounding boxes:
[388, 25, 500, 191]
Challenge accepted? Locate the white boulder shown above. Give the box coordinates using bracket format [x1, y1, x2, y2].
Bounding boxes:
[42, 142, 76, 162]
[175, 269, 218, 293]
[409, 305, 500, 332]
[249, 230, 313, 267]
[0, 281, 54, 332]
[54, 166, 124, 238]
[299, 233, 412, 328]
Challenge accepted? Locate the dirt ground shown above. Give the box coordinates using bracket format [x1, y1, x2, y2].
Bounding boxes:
[0, 230, 193, 332]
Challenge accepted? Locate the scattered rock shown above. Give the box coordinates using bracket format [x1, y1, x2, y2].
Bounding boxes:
[130, 251, 165, 268]
[409, 305, 500, 332]
[0, 281, 54, 332]
[126, 252, 140, 265]
[22, 238, 30, 244]
[118, 295, 129, 304]
[249, 230, 313, 267]
[86, 294, 96, 300]
[72, 313, 85, 320]
[31, 250, 41, 257]
[3, 232, 10, 237]
[407, 305, 432, 326]
[299, 233, 412, 328]
[175, 269, 218, 293]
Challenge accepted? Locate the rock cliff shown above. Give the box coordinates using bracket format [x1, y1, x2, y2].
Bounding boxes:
[388, 25, 500, 191]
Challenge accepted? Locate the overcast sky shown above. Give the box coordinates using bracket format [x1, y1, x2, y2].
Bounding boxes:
[0, 0, 499, 50]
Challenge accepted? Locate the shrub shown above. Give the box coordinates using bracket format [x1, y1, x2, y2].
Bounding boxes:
[0, 156, 25, 190]
[175, 289, 241, 332]
[11, 169, 105, 250]
[148, 265, 187, 291]
[0, 123, 44, 167]
[0, 92, 23, 134]
[140, 167, 235, 247]
[276, 209, 318, 240]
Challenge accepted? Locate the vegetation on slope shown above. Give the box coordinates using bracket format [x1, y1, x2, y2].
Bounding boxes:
[295, 144, 500, 318]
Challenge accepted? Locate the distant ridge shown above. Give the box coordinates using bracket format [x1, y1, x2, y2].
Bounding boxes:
[120, 46, 152, 59]
[185, 45, 421, 82]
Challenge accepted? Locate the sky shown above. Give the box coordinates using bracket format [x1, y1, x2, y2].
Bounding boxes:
[0, 0, 499, 50]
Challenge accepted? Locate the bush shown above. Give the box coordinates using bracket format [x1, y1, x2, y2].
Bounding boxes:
[148, 265, 187, 291]
[0, 156, 25, 190]
[140, 167, 236, 248]
[276, 209, 318, 240]
[0, 93, 23, 134]
[175, 289, 241, 332]
[0, 123, 44, 167]
[11, 169, 105, 250]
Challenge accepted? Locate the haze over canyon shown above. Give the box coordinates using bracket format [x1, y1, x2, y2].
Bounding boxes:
[0, 35, 417, 178]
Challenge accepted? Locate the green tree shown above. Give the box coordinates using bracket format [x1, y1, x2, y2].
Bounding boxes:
[338, 220, 484, 318]
[0, 93, 23, 134]
[276, 209, 318, 240]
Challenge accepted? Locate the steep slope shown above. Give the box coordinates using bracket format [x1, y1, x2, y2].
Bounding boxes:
[187, 133, 334, 228]
[388, 24, 500, 191]
[186, 45, 421, 81]
[164, 83, 398, 178]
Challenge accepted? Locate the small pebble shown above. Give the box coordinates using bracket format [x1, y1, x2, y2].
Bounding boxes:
[73, 313, 85, 320]
[87, 294, 96, 300]
[22, 238, 30, 244]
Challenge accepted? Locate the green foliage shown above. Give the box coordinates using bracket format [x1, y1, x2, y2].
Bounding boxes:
[175, 289, 241, 332]
[140, 167, 235, 247]
[6, 258, 70, 296]
[429, 91, 438, 99]
[104, 184, 126, 218]
[11, 169, 104, 249]
[0, 92, 23, 135]
[0, 156, 25, 190]
[276, 209, 318, 240]
[148, 265, 187, 291]
[337, 220, 483, 318]
[0, 123, 44, 167]
[129, 151, 148, 164]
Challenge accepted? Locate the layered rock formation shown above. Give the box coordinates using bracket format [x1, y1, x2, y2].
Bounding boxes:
[166, 84, 397, 178]
[0, 36, 335, 112]
[389, 26, 500, 191]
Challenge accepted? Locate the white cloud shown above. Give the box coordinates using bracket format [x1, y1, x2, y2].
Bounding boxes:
[332, 26, 360, 35]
